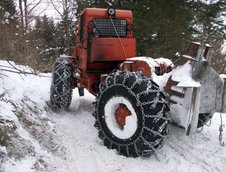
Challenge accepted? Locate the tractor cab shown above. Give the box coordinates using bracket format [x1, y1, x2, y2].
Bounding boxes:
[73, 7, 136, 94]
[74, 7, 136, 69]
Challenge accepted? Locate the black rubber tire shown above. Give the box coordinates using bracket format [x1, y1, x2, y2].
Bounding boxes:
[93, 71, 170, 157]
[50, 57, 73, 110]
[198, 113, 213, 128]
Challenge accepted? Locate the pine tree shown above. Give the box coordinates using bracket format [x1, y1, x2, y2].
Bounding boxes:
[79, 0, 225, 60]
[29, 15, 57, 69]
[127, 0, 193, 58]
[77, 0, 193, 58]
[189, 0, 226, 73]
[190, 0, 226, 42]
[55, 13, 76, 55]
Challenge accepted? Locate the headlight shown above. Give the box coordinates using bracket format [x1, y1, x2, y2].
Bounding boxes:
[107, 7, 116, 16]
[88, 21, 94, 32]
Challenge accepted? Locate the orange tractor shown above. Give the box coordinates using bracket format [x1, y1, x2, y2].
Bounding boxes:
[50, 7, 226, 157]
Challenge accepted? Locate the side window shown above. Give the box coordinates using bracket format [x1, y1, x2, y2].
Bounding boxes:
[79, 14, 84, 42]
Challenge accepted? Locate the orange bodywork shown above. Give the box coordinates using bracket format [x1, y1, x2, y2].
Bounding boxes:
[115, 104, 132, 128]
[89, 38, 136, 63]
[120, 60, 152, 78]
[73, 8, 149, 95]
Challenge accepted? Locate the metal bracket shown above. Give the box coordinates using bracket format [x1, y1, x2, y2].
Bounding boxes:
[185, 87, 201, 135]
[222, 76, 226, 113]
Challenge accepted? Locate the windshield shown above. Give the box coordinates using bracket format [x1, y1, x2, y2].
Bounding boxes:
[92, 18, 127, 37]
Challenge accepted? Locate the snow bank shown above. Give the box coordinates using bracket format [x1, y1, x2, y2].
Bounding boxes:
[0, 61, 64, 172]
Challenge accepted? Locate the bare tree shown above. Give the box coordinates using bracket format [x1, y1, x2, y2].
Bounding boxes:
[50, 0, 77, 54]
[18, 0, 43, 32]
[18, 0, 24, 29]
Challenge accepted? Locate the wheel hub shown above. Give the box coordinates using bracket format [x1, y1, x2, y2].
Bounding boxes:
[115, 104, 132, 128]
[104, 96, 138, 139]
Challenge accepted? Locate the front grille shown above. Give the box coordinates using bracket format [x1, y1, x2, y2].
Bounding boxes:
[92, 18, 127, 37]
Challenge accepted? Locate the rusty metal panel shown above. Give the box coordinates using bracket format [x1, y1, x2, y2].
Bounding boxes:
[89, 38, 136, 62]
[185, 87, 201, 135]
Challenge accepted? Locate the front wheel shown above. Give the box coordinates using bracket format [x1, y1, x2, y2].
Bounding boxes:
[50, 57, 73, 110]
[93, 71, 170, 157]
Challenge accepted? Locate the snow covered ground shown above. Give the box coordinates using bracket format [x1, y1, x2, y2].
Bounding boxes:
[0, 60, 226, 172]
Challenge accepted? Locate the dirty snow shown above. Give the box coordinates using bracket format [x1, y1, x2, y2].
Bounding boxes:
[0, 60, 226, 172]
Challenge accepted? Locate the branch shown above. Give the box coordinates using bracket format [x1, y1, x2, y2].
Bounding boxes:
[2, 61, 52, 78]
[0, 68, 51, 78]
[28, 0, 42, 13]
[7, 61, 29, 76]
[37, 6, 49, 16]
[50, 0, 64, 18]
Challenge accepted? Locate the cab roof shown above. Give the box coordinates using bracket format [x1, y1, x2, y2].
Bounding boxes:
[81, 8, 133, 19]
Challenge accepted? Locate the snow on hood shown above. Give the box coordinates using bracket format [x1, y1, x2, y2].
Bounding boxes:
[127, 56, 173, 73]
[127, 57, 200, 88]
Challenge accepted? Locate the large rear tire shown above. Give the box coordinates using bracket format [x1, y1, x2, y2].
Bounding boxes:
[93, 71, 170, 157]
[50, 57, 73, 110]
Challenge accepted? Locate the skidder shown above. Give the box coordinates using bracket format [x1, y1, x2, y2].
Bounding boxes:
[50, 7, 226, 157]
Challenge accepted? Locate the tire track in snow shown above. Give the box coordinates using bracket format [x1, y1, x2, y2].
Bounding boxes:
[53, 93, 103, 172]
[159, 124, 226, 172]
[51, 90, 226, 172]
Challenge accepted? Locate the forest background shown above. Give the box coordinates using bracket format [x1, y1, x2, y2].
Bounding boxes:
[0, 0, 225, 73]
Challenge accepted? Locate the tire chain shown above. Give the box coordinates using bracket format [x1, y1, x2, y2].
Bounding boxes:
[93, 70, 171, 157]
[50, 57, 73, 109]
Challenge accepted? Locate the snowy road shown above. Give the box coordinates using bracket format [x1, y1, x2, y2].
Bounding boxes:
[52, 89, 226, 172]
[1, 60, 226, 172]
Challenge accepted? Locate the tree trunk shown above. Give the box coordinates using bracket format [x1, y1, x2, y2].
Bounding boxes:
[19, 0, 24, 29]
[24, 0, 28, 31]
[65, 0, 70, 54]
